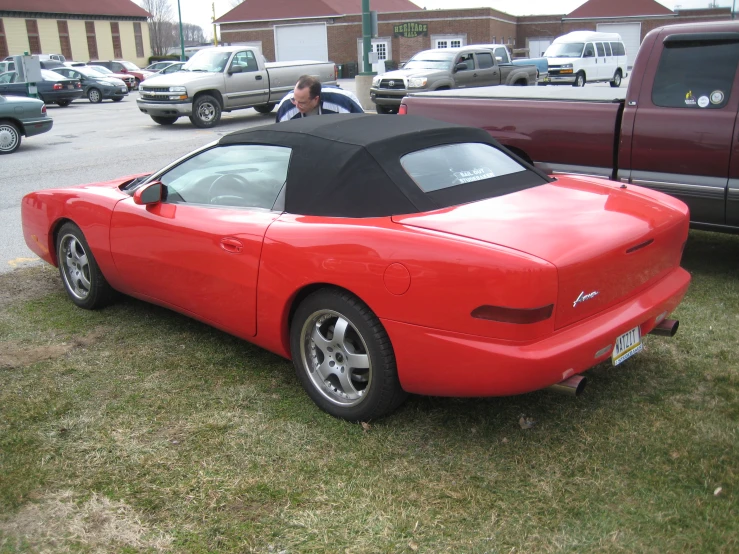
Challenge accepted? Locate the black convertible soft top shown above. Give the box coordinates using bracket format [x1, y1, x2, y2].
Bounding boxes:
[219, 113, 550, 217]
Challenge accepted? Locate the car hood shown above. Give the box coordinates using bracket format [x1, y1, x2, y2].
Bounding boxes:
[392, 175, 689, 329]
[380, 68, 449, 80]
[141, 72, 221, 87]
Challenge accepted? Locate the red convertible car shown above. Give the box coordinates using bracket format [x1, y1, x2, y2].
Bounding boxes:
[21, 114, 691, 420]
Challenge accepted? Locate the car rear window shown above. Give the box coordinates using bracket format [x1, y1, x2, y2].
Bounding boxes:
[400, 143, 527, 192]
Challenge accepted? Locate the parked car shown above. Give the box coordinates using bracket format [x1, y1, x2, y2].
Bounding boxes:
[145, 60, 180, 72]
[85, 65, 136, 90]
[137, 45, 337, 127]
[87, 60, 154, 88]
[0, 69, 83, 106]
[52, 66, 128, 103]
[21, 114, 690, 420]
[0, 94, 53, 154]
[542, 31, 628, 87]
[472, 44, 549, 83]
[0, 61, 15, 73]
[399, 20, 739, 234]
[155, 61, 186, 75]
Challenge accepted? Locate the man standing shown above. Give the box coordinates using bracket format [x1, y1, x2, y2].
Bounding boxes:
[276, 74, 364, 122]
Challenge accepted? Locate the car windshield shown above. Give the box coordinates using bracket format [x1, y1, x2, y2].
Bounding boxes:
[182, 50, 232, 72]
[120, 61, 140, 71]
[403, 52, 455, 71]
[544, 43, 585, 58]
[401, 142, 526, 192]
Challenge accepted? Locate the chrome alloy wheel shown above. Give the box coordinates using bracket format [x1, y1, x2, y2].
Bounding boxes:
[59, 232, 92, 300]
[0, 123, 20, 153]
[197, 101, 217, 122]
[299, 309, 372, 407]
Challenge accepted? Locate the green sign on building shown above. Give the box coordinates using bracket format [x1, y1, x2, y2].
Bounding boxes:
[393, 22, 428, 38]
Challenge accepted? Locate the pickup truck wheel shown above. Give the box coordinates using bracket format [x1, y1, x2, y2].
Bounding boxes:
[610, 71, 622, 88]
[573, 72, 586, 87]
[0, 120, 21, 154]
[151, 116, 178, 125]
[190, 95, 222, 128]
[253, 103, 276, 114]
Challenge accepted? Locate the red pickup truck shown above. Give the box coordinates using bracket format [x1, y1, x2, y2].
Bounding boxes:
[400, 20, 739, 234]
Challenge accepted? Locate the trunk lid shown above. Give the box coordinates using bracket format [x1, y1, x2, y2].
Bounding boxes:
[392, 176, 688, 329]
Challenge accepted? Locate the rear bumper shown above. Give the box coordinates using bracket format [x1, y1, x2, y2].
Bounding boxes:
[384, 267, 690, 397]
[136, 99, 192, 117]
[21, 117, 53, 137]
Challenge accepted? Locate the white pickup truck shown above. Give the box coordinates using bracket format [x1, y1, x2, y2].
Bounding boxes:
[137, 46, 337, 128]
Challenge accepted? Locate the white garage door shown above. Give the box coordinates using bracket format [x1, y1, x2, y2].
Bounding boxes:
[597, 22, 641, 69]
[275, 23, 328, 62]
[528, 38, 551, 58]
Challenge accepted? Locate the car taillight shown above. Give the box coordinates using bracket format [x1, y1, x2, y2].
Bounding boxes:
[398, 104, 407, 115]
[41, 104, 46, 114]
[53, 83, 63, 90]
[76, 82, 81, 88]
[471, 304, 554, 324]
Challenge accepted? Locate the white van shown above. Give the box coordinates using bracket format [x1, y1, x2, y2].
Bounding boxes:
[543, 31, 628, 87]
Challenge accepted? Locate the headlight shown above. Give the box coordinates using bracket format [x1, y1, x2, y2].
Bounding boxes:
[372, 76, 382, 87]
[169, 86, 187, 93]
[408, 77, 428, 88]
[560, 64, 573, 69]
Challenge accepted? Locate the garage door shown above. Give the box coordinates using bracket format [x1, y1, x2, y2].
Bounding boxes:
[275, 23, 328, 62]
[527, 38, 552, 58]
[597, 23, 641, 69]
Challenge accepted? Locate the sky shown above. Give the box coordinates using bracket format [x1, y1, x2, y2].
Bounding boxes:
[171, 0, 733, 39]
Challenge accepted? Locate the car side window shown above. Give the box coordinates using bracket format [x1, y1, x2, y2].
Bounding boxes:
[476, 52, 494, 69]
[457, 53, 475, 71]
[158, 144, 291, 209]
[112, 63, 122, 72]
[604, 42, 612, 56]
[596, 42, 606, 57]
[583, 43, 595, 57]
[652, 38, 739, 109]
[230, 50, 259, 72]
[494, 47, 510, 64]
[611, 42, 625, 56]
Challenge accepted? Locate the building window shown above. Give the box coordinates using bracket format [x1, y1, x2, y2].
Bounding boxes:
[492, 36, 496, 44]
[111, 22, 122, 59]
[86, 21, 98, 60]
[372, 42, 387, 61]
[434, 36, 465, 49]
[26, 20, 41, 54]
[57, 21, 73, 60]
[0, 19, 8, 59]
[134, 22, 144, 58]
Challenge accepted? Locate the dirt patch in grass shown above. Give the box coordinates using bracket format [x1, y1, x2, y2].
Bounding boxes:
[0, 265, 60, 310]
[0, 490, 174, 552]
[0, 329, 109, 369]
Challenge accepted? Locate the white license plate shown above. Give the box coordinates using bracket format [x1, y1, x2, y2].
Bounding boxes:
[120, 87, 127, 92]
[612, 326, 643, 366]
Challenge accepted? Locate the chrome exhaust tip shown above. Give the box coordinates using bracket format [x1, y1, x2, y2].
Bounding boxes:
[649, 319, 679, 337]
[548, 375, 587, 397]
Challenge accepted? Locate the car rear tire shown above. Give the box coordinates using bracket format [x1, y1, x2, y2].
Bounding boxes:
[189, 94, 222, 128]
[56, 222, 117, 310]
[112, 97, 123, 102]
[253, 103, 276, 114]
[290, 288, 407, 421]
[57, 100, 71, 107]
[573, 72, 586, 87]
[0, 120, 21, 155]
[151, 116, 178, 125]
[134, 78, 141, 89]
[87, 88, 102, 103]
[610, 71, 622, 88]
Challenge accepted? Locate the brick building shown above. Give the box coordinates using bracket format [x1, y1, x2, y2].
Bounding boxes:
[215, 0, 732, 70]
[0, 0, 151, 67]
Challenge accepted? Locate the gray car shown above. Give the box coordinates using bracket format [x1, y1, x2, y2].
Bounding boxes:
[52, 66, 128, 103]
[0, 94, 53, 154]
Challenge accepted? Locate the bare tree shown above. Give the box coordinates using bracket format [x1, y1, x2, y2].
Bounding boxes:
[139, 0, 174, 56]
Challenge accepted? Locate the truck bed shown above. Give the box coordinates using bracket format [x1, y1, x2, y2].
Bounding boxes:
[403, 88, 625, 178]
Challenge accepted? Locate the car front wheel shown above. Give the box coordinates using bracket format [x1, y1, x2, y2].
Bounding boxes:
[189, 94, 222, 128]
[290, 288, 407, 421]
[0, 120, 21, 154]
[610, 71, 622, 88]
[88, 88, 102, 103]
[56, 222, 117, 310]
[573, 72, 586, 87]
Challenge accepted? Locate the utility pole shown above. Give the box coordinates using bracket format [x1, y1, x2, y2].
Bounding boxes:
[177, 0, 186, 61]
[212, 3, 218, 46]
[360, 0, 373, 75]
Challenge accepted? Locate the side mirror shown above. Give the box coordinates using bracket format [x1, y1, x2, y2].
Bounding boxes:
[454, 63, 468, 72]
[133, 182, 163, 205]
[228, 65, 243, 75]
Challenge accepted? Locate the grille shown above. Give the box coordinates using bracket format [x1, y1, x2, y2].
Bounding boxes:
[379, 79, 405, 90]
[141, 86, 171, 93]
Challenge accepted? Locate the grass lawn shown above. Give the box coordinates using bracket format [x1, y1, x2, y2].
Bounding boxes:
[0, 229, 737, 553]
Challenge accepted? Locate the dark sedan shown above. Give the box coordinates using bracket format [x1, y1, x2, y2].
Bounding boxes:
[0, 69, 83, 107]
[52, 66, 128, 103]
[0, 94, 53, 154]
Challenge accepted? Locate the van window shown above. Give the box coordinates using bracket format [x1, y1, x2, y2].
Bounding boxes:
[596, 43, 605, 57]
[604, 42, 612, 56]
[477, 52, 494, 69]
[651, 39, 739, 109]
[611, 42, 625, 56]
[583, 43, 595, 57]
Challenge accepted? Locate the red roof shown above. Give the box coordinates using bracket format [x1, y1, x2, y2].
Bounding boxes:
[567, 0, 673, 18]
[216, 0, 421, 23]
[0, 0, 149, 18]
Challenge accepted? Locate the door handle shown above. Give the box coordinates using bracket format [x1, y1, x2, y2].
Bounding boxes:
[473, 73, 478, 77]
[220, 238, 243, 254]
[255, 75, 263, 80]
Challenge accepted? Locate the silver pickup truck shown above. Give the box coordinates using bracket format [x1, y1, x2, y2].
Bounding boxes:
[370, 45, 538, 114]
[137, 46, 337, 128]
